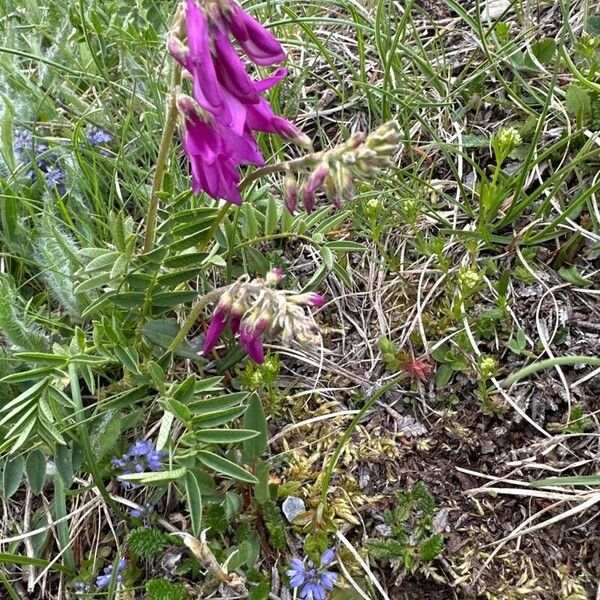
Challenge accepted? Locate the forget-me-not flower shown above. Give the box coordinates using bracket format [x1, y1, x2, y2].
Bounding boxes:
[286, 548, 338, 599]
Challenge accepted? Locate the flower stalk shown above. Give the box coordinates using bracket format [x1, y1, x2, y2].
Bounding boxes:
[167, 286, 230, 353]
[143, 63, 182, 253]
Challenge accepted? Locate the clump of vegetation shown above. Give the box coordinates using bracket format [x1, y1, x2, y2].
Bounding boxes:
[366, 483, 444, 571]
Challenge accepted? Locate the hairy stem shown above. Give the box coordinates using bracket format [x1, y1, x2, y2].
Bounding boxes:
[143, 64, 182, 253]
[167, 286, 230, 353]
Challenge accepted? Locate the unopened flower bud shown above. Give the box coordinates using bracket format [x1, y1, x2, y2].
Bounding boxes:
[266, 267, 285, 286]
[288, 293, 325, 307]
[495, 127, 522, 153]
[334, 164, 354, 200]
[367, 121, 401, 149]
[306, 163, 329, 195]
[167, 32, 188, 66]
[284, 174, 298, 214]
[365, 197, 382, 218]
[276, 120, 313, 150]
[303, 163, 329, 213]
[479, 356, 498, 379]
[203, 291, 234, 355]
[176, 92, 209, 122]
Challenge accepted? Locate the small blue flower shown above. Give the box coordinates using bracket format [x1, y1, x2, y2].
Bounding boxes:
[129, 503, 154, 519]
[86, 126, 112, 146]
[287, 549, 338, 600]
[130, 439, 153, 457]
[287, 558, 307, 587]
[74, 581, 90, 593]
[95, 574, 112, 588]
[45, 165, 64, 188]
[112, 439, 166, 487]
[95, 558, 126, 589]
[13, 129, 34, 159]
[320, 549, 335, 567]
[146, 450, 165, 471]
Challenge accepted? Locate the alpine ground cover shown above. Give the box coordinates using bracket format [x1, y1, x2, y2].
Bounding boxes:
[0, 0, 599, 598]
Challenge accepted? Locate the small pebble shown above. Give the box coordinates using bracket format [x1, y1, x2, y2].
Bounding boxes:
[282, 496, 306, 523]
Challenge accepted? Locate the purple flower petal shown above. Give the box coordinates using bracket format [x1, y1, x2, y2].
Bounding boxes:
[320, 549, 335, 567]
[213, 29, 260, 105]
[227, 4, 286, 66]
[185, 0, 227, 117]
[239, 327, 265, 363]
[254, 68, 288, 93]
[203, 307, 229, 355]
[319, 571, 337, 590]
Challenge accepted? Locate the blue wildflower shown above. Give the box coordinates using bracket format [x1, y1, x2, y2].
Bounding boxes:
[45, 165, 65, 188]
[74, 581, 90, 593]
[13, 129, 34, 159]
[286, 549, 338, 600]
[130, 439, 153, 457]
[146, 450, 164, 472]
[112, 439, 166, 487]
[86, 125, 112, 145]
[95, 558, 126, 589]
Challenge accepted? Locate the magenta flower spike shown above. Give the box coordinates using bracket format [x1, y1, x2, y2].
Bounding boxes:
[227, 4, 287, 66]
[169, 0, 312, 203]
[199, 273, 324, 364]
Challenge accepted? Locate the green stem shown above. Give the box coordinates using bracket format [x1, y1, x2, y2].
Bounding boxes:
[167, 286, 229, 353]
[501, 356, 600, 388]
[199, 202, 231, 252]
[143, 64, 182, 253]
[319, 374, 405, 506]
[68, 363, 121, 514]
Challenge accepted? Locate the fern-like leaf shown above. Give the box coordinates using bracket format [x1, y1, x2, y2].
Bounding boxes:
[419, 534, 444, 561]
[146, 579, 188, 600]
[365, 538, 406, 561]
[127, 527, 169, 559]
[0, 275, 50, 352]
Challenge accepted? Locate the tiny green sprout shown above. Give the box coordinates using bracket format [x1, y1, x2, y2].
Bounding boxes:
[457, 267, 481, 295]
[401, 197, 420, 225]
[479, 356, 498, 380]
[365, 197, 383, 219]
[491, 126, 522, 168]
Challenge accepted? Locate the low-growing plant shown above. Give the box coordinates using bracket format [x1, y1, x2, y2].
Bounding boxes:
[365, 482, 445, 571]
